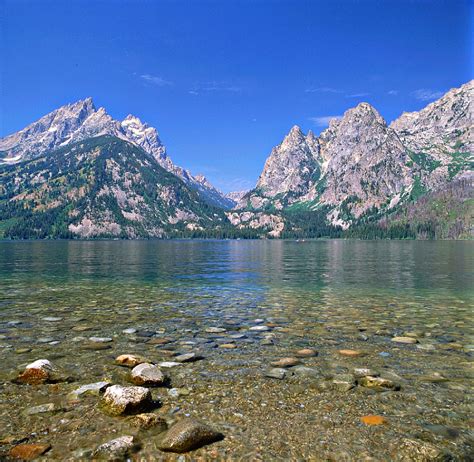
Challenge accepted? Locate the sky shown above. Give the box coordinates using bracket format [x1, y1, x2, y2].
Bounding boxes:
[1, 0, 472, 192]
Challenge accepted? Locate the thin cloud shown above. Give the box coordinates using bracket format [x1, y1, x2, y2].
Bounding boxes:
[140, 74, 173, 86]
[388, 90, 398, 96]
[191, 81, 242, 94]
[412, 88, 444, 101]
[309, 115, 343, 127]
[346, 92, 370, 98]
[188, 90, 199, 95]
[305, 87, 343, 94]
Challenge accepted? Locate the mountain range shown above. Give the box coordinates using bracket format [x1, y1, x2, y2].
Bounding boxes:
[0, 81, 472, 239]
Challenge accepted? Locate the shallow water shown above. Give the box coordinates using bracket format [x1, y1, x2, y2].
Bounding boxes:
[0, 240, 473, 460]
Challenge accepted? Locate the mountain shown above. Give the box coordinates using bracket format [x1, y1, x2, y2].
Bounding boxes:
[0, 136, 234, 239]
[225, 190, 249, 203]
[0, 98, 233, 209]
[234, 81, 473, 235]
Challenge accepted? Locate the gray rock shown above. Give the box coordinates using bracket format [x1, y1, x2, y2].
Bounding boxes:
[205, 327, 226, 333]
[26, 403, 57, 415]
[131, 363, 167, 386]
[264, 368, 287, 379]
[158, 418, 223, 453]
[89, 336, 113, 343]
[69, 381, 111, 399]
[174, 353, 200, 363]
[93, 436, 136, 459]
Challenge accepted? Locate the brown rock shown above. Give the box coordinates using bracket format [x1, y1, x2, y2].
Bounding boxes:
[115, 354, 149, 368]
[270, 357, 301, 368]
[130, 413, 168, 431]
[9, 443, 51, 460]
[295, 348, 318, 358]
[338, 349, 365, 357]
[219, 344, 237, 349]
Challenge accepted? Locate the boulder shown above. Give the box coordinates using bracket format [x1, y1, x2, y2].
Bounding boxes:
[100, 385, 153, 416]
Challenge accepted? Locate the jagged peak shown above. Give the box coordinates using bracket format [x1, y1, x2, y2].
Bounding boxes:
[67, 96, 96, 113]
[282, 125, 305, 145]
[342, 101, 385, 125]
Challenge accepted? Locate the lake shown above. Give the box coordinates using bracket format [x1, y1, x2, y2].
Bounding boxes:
[0, 240, 473, 460]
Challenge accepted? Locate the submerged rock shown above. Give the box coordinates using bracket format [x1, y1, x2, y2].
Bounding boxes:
[115, 354, 149, 368]
[69, 381, 111, 399]
[265, 368, 287, 379]
[175, 353, 201, 363]
[130, 413, 168, 431]
[9, 443, 51, 460]
[338, 349, 365, 357]
[25, 403, 58, 415]
[295, 348, 318, 358]
[390, 438, 452, 461]
[391, 336, 418, 344]
[270, 357, 301, 368]
[205, 327, 226, 333]
[93, 436, 137, 459]
[358, 376, 400, 391]
[101, 385, 153, 416]
[131, 363, 167, 387]
[158, 418, 223, 453]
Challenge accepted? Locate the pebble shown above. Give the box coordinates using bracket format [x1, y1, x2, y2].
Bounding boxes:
[131, 363, 167, 386]
[175, 352, 200, 363]
[219, 343, 237, 349]
[360, 415, 387, 426]
[101, 385, 153, 416]
[26, 403, 57, 415]
[158, 361, 183, 368]
[353, 368, 379, 378]
[264, 368, 287, 379]
[249, 326, 270, 332]
[168, 387, 191, 398]
[158, 418, 223, 453]
[9, 444, 51, 460]
[88, 336, 113, 343]
[115, 354, 150, 368]
[391, 336, 418, 344]
[295, 348, 318, 358]
[122, 328, 137, 334]
[332, 374, 356, 392]
[42, 317, 62, 322]
[338, 349, 365, 357]
[270, 357, 301, 368]
[358, 375, 400, 391]
[205, 327, 226, 333]
[93, 436, 136, 459]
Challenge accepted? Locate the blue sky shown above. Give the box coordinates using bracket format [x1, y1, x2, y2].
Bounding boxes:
[1, 0, 472, 192]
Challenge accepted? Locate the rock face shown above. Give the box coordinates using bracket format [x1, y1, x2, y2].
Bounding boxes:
[0, 98, 232, 209]
[158, 418, 223, 453]
[100, 385, 153, 415]
[236, 81, 473, 233]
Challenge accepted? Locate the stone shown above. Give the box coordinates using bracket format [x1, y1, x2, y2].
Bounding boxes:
[115, 354, 149, 368]
[270, 357, 301, 368]
[219, 343, 237, 349]
[338, 349, 365, 357]
[147, 337, 173, 345]
[332, 374, 356, 392]
[174, 353, 200, 363]
[158, 361, 183, 368]
[9, 443, 51, 460]
[391, 336, 418, 344]
[249, 325, 270, 332]
[130, 413, 168, 431]
[101, 385, 153, 416]
[69, 381, 111, 399]
[390, 438, 451, 461]
[264, 368, 287, 379]
[360, 415, 387, 426]
[25, 403, 58, 415]
[205, 327, 226, 333]
[93, 436, 136, 459]
[42, 317, 62, 322]
[358, 376, 400, 391]
[295, 348, 318, 358]
[15, 359, 57, 385]
[158, 418, 223, 453]
[88, 336, 113, 343]
[168, 388, 191, 398]
[131, 363, 167, 386]
[122, 328, 137, 334]
[353, 368, 379, 378]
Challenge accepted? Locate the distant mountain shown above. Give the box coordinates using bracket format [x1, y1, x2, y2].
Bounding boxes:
[0, 136, 234, 239]
[225, 190, 249, 203]
[233, 81, 473, 236]
[0, 98, 233, 209]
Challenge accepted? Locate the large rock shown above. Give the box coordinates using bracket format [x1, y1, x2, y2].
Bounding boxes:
[158, 418, 223, 453]
[131, 363, 167, 386]
[100, 385, 153, 416]
[115, 354, 150, 368]
[15, 359, 58, 385]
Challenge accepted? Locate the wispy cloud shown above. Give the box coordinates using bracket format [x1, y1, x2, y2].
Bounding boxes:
[346, 92, 370, 98]
[309, 115, 343, 127]
[190, 81, 242, 95]
[305, 86, 343, 94]
[412, 88, 444, 101]
[388, 90, 398, 96]
[140, 74, 173, 86]
[188, 90, 199, 95]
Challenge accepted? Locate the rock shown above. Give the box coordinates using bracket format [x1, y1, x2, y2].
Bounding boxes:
[130, 413, 168, 431]
[338, 349, 365, 357]
[423, 424, 460, 440]
[42, 317, 62, 322]
[69, 381, 111, 399]
[158, 361, 183, 368]
[219, 343, 237, 349]
[25, 403, 58, 415]
[291, 366, 322, 379]
[295, 348, 318, 358]
[205, 327, 226, 333]
[15, 359, 57, 385]
[358, 376, 400, 391]
[168, 388, 191, 398]
[419, 372, 449, 383]
[131, 363, 167, 386]
[158, 418, 223, 453]
[147, 337, 173, 345]
[115, 354, 149, 368]
[175, 353, 200, 363]
[360, 415, 387, 426]
[93, 436, 136, 459]
[270, 357, 301, 368]
[261, 338, 274, 346]
[332, 374, 356, 392]
[122, 328, 137, 334]
[353, 368, 379, 378]
[391, 336, 418, 344]
[9, 443, 51, 460]
[249, 326, 270, 332]
[379, 351, 391, 357]
[101, 385, 153, 416]
[88, 336, 113, 343]
[264, 368, 287, 379]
